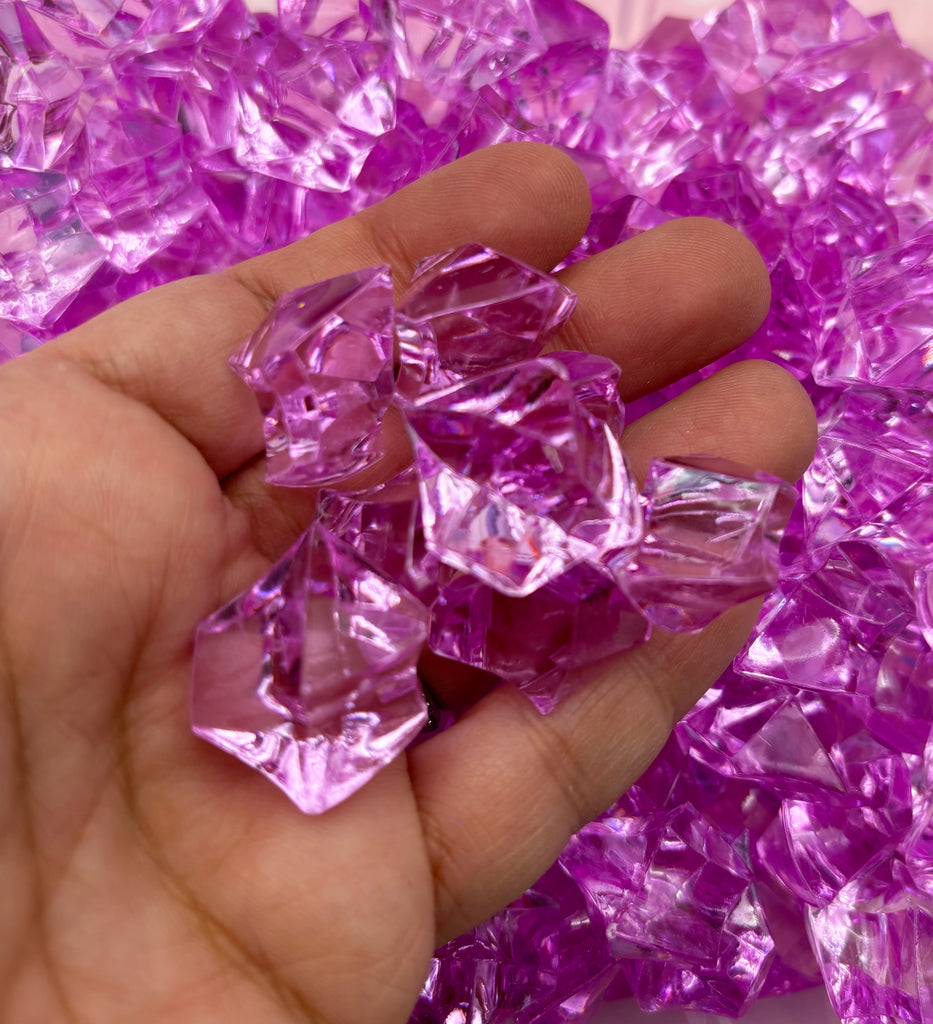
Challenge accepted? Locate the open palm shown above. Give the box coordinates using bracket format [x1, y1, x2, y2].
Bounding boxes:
[0, 144, 816, 1024]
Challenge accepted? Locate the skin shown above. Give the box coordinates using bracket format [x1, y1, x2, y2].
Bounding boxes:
[0, 143, 817, 1024]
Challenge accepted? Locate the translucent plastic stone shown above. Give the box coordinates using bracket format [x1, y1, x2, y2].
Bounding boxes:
[75, 107, 207, 272]
[9, 0, 933, 1016]
[681, 683, 846, 799]
[620, 456, 797, 632]
[565, 809, 775, 1016]
[317, 466, 440, 605]
[814, 234, 933, 392]
[191, 523, 428, 814]
[808, 861, 933, 1023]
[413, 863, 619, 1024]
[802, 389, 933, 556]
[0, 169, 105, 329]
[397, 242, 576, 380]
[230, 265, 396, 487]
[694, 0, 876, 93]
[404, 357, 641, 597]
[429, 560, 648, 713]
[738, 541, 915, 693]
[371, 0, 549, 97]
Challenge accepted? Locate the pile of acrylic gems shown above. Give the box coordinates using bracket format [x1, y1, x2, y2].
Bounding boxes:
[191, 243, 796, 813]
[8, 0, 933, 1016]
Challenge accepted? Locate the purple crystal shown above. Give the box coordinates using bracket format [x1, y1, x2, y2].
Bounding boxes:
[318, 466, 440, 605]
[681, 681, 847, 799]
[547, 350, 626, 438]
[0, 169, 105, 329]
[808, 858, 933, 1023]
[191, 523, 428, 814]
[404, 357, 641, 597]
[371, 0, 548, 98]
[738, 541, 915, 693]
[620, 456, 797, 632]
[815, 234, 933, 392]
[802, 389, 933, 557]
[414, 862, 619, 1024]
[75, 107, 207, 272]
[230, 265, 396, 487]
[429, 560, 648, 714]
[565, 808, 775, 1016]
[397, 243, 576, 382]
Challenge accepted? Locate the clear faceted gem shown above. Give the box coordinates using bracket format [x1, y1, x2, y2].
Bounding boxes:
[621, 455, 797, 632]
[230, 265, 396, 487]
[191, 523, 428, 814]
[397, 242, 576, 380]
[404, 356, 641, 597]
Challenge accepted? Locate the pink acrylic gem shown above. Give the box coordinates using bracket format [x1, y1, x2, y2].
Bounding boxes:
[548, 349, 626, 437]
[371, 0, 548, 97]
[404, 357, 641, 597]
[230, 265, 396, 487]
[621, 455, 797, 632]
[738, 541, 914, 694]
[565, 808, 776, 1017]
[808, 858, 933, 1023]
[318, 466, 441, 605]
[397, 242, 576, 379]
[814, 234, 933, 393]
[429, 560, 648, 714]
[0, 169, 106, 329]
[191, 523, 428, 814]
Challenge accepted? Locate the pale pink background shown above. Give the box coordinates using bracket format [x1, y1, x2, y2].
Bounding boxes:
[585, 1, 927, 1022]
[587, 0, 933, 53]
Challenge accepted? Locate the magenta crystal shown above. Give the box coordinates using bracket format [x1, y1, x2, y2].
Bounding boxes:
[318, 466, 441, 605]
[404, 357, 641, 598]
[230, 265, 396, 487]
[191, 523, 428, 814]
[738, 541, 915, 694]
[621, 456, 798, 632]
[397, 242, 577, 379]
[0, 169, 105, 329]
[815, 234, 933, 392]
[430, 560, 648, 713]
[371, 0, 548, 98]
[565, 808, 775, 1017]
[808, 859, 933, 1023]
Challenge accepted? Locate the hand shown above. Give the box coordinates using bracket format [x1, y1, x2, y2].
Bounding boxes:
[0, 143, 815, 1024]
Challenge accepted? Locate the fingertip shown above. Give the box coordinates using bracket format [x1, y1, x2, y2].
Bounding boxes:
[398, 141, 593, 273]
[622, 358, 817, 486]
[674, 217, 772, 341]
[727, 359, 817, 482]
[554, 215, 773, 396]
